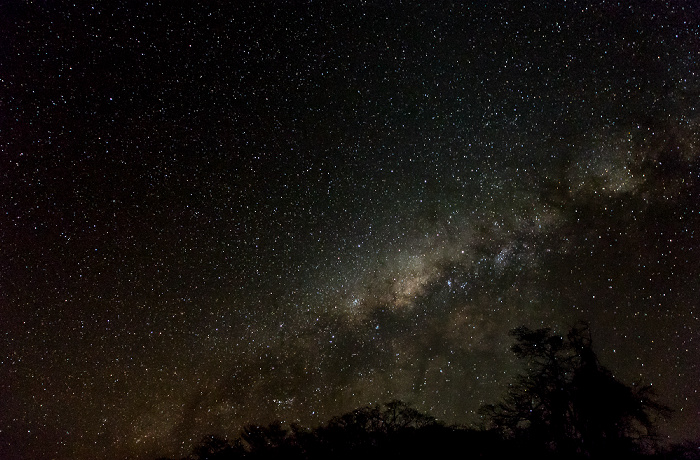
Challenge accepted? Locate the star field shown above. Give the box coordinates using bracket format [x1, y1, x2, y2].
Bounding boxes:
[2, 2, 699, 459]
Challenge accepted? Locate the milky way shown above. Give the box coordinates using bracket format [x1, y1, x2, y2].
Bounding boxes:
[2, 2, 699, 459]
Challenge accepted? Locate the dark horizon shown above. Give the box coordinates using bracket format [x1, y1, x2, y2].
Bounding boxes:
[2, 1, 699, 459]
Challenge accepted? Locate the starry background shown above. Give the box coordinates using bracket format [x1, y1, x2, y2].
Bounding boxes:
[2, 1, 699, 459]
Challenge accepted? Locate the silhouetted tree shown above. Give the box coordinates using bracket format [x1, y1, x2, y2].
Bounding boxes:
[240, 421, 304, 459]
[481, 322, 670, 458]
[382, 399, 437, 432]
[302, 400, 442, 459]
[157, 392, 687, 460]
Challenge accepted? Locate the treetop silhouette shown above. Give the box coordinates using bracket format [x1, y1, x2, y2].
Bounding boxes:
[481, 322, 671, 457]
[158, 323, 688, 460]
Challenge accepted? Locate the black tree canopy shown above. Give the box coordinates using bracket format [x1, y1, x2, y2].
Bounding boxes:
[481, 322, 671, 457]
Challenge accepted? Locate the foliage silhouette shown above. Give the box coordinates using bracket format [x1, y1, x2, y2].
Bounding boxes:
[156, 324, 695, 460]
[480, 322, 672, 458]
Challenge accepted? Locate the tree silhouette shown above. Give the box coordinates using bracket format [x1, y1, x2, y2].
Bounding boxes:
[155, 325, 687, 460]
[481, 322, 671, 457]
[311, 400, 441, 459]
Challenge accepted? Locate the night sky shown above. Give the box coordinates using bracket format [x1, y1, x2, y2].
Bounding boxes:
[2, 1, 699, 459]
